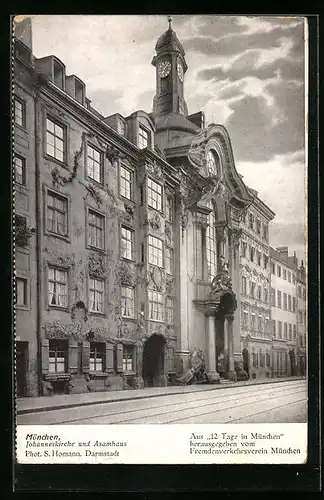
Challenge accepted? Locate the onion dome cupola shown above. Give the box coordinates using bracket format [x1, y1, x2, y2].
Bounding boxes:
[152, 16, 189, 118]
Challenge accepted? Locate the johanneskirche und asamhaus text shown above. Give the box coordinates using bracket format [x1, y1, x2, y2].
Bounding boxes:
[14, 16, 306, 397]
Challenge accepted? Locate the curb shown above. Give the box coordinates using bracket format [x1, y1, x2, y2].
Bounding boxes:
[17, 377, 305, 415]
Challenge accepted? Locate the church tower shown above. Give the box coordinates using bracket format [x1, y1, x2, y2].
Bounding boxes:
[152, 16, 189, 117]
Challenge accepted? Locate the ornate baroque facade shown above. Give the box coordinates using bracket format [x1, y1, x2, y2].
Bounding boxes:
[15, 18, 293, 397]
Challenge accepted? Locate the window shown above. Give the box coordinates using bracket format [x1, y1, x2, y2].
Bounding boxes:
[257, 251, 261, 266]
[288, 294, 292, 311]
[270, 288, 276, 306]
[278, 321, 282, 338]
[121, 286, 135, 318]
[251, 312, 256, 330]
[250, 281, 256, 298]
[288, 271, 291, 283]
[147, 178, 162, 211]
[241, 242, 247, 258]
[149, 290, 164, 321]
[266, 350, 271, 367]
[264, 287, 269, 303]
[14, 98, 25, 127]
[258, 314, 263, 331]
[273, 320, 276, 337]
[259, 350, 265, 367]
[165, 247, 173, 275]
[88, 210, 104, 250]
[283, 268, 287, 280]
[257, 285, 262, 300]
[284, 322, 288, 339]
[119, 166, 132, 200]
[121, 227, 134, 260]
[89, 277, 104, 313]
[90, 342, 105, 372]
[242, 305, 249, 327]
[138, 125, 150, 149]
[297, 285, 302, 298]
[277, 265, 281, 278]
[263, 255, 268, 269]
[148, 235, 163, 267]
[49, 340, 67, 373]
[16, 277, 27, 306]
[47, 191, 68, 236]
[165, 196, 173, 222]
[75, 79, 84, 104]
[48, 267, 68, 307]
[123, 345, 135, 371]
[250, 246, 255, 262]
[293, 325, 297, 340]
[293, 297, 297, 312]
[263, 223, 268, 240]
[87, 145, 102, 184]
[46, 118, 65, 162]
[271, 262, 275, 274]
[242, 276, 247, 295]
[166, 297, 174, 325]
[256, 219, 261, 235]
[206, 206, 217, 280]
[53, 60, 64, 88]
[14, 155, 26, 185]
[288, 323, 292, 340]
[252, 350, 258, 367]
[249, 213, 254, 230]
[298, 310, 303, 323]
[292, 273, 295, 284]
[283, 292, 287, 311]
[277, 290, 282, 308]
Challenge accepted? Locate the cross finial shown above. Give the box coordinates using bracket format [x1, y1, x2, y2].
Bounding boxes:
[167, 15, 172, 30]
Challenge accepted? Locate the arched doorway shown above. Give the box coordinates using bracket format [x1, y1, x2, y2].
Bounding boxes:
[142, 334, 166, 387]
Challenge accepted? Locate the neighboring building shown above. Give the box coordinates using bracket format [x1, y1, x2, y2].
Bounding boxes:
[239, 189, 275, 380]
[296, 261, 307, 376]
[270, 246, 299, 377]
[14, 17, 283, 397]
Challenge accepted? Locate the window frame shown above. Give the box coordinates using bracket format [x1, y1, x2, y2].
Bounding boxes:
[148, 289, 164, 322]
[16, 276, 28, 309]
[89, 341, 105, 372]
[48, 339, 68, 374]
[138, 124, 151, 149]
[119, 165, 133, 201]
[165, 246, 173, 275]
[86, 143, 104, 185]
[45, 188, 69, 240]
[121, 286, 135, 319]
[147, 177, 163, 212]
[14, 154, 26, 186]
[148, 235, 163, 268]
[121, 225, 135, 261]
[166, 296, 174, 326]
[14, 97, 26, 128]
[88, 276, 105, 315]
[47, 265, 69, 310]
[45, 115, 67, 164]
[87, 208, 105, 251]
[122, 344, 135, 372]
[277, 265, 281, 278]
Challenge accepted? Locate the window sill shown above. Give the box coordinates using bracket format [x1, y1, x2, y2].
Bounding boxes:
[123, 371, 136, 376]
[87, 245, 106, 254]
[45, 231, 70, 243]
[47, 305, 69, 312]
[119, 194, 133, 203]
[16, 304, 30, 311]
[89, 372, 108, 378]
[122, 316, 136, 321]
[89, 311, 106, 317]
[45, 373, 71, 381]
[148, 319, 165, 324]
[87, 177, 105, 189]
[15, 183, 28, 192]
[14, 123, 28, 133]
[45, 155, 69, 171]
[121, 257, 135, 264]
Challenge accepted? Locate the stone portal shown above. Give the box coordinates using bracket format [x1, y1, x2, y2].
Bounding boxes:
[142, 334, 167, 387]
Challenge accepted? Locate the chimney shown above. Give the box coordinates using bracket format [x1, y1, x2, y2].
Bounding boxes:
[14, 16, 33, 52]
[276, 246, 289, 259]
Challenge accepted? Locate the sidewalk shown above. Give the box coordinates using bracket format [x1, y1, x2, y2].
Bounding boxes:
[16, 376, 305, 415]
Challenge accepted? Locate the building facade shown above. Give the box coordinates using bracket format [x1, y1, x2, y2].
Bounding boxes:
[296, 262, 307, 376]
[15, 18, 307, 398]
[269, 246, 299, 377]
[238, 191, 275, 380]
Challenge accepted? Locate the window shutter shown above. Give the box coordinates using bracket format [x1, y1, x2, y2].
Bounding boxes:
[105, 342, 114, 373]
[81, 341, 90, 373]
[41, 338, 49, 374]
[116, 343, 123, 373]
[68, 339, 78, 374]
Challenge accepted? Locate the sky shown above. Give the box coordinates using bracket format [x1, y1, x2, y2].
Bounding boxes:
[25, 15, 306, 263]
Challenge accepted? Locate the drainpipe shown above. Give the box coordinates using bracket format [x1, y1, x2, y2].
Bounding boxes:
[34, 88, 43, 396]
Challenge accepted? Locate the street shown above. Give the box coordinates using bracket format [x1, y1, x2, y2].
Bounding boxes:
[18, 379, 307, 425]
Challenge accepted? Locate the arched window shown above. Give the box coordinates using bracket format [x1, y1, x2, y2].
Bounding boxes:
[206, 202, 217, 281]
[206, 150, 220, 176]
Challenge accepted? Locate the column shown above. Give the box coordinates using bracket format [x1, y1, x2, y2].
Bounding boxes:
[207, 314, 220, 383]
[225, 314, 237, 381]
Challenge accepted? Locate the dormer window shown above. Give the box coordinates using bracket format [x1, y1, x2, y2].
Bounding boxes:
[138, 125, 150, 149]
[53, 60, 64, 89]
[75, 79, 85, 105]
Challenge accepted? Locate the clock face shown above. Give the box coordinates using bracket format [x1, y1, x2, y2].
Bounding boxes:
[177, 61, 184, 82]
[158, 61, 171, 78]
[206, 151, 218, 176]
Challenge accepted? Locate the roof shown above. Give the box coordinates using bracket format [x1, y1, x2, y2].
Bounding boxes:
[155, 27, 185, 55]
[152, 111, 198, 133]
[270, 247, 298, 270]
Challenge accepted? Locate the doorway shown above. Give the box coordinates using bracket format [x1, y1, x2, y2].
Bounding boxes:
[16, 341, 28, 397]
[242, 348, 250, 379]
[142, 334, 166, 387]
